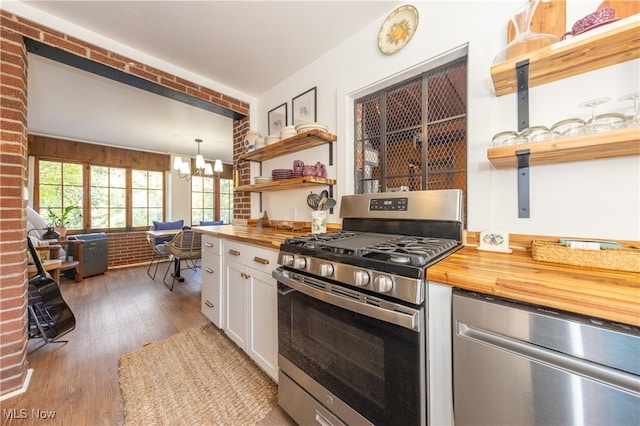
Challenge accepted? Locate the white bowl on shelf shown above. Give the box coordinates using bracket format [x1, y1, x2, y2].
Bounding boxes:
[254, 176, 273, 184]
[295, 122, 329, 133]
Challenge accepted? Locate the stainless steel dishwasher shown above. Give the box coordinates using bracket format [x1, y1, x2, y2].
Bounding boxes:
[452, 289, 640, 426]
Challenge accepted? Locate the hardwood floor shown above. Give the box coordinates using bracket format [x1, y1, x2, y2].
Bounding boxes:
[3, 264, 295, 425]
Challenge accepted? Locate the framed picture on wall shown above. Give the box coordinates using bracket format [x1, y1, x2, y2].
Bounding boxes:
[268, 103, 287, 136]
[292, 87, 317, 125]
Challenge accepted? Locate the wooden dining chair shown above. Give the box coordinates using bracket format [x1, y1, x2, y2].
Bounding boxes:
[147, 220, 183, 279]
[162, 229, 202, 291]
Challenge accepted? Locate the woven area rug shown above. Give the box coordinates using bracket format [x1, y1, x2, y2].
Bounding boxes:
[118, 323, 277, 425]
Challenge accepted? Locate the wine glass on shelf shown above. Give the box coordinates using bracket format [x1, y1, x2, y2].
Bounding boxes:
[580, 97, 612, 134]
[618, 92, 640, 128]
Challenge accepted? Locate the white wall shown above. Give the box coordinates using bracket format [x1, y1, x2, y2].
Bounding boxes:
[255, 1, 640, 241]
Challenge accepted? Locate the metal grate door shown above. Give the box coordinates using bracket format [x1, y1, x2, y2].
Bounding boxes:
[355, 57, 467, 220]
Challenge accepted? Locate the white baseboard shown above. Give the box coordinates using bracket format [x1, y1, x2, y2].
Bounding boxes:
[0, 368, 33, 402]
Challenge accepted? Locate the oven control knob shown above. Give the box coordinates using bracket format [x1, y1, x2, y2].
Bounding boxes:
[373, 275, 393, 293]
[354, 270, 370, 286]
[281, 254, 294, 267]
[319, 263, 334, 277]
[293, 257, 307, 270]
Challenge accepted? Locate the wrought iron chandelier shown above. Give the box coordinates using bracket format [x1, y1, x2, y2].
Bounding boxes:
[173, 139, 223, 181]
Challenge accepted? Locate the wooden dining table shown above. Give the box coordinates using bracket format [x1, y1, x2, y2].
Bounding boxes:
[145, 228, 185, 282]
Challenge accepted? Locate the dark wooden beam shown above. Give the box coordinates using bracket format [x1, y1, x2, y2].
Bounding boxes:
[24, 38, 245, 120]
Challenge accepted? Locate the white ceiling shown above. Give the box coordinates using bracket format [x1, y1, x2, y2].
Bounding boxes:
[16, 1, 399, 163]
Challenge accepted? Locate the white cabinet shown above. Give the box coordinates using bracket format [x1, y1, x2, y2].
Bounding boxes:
[223, 240, 279, 380]
[224, 258, 248, 348]
[201, 235, 223, 328]
[248, 268, 278, 379]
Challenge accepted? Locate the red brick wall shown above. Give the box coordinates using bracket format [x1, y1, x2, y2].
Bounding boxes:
[0, 9, 253, 397]
[106, 232, 154, 267]
[233, 117, 251, 219]
[0, 24, 29, 396]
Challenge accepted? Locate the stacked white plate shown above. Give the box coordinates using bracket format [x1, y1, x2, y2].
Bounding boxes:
[271, 169, 291, 180]
[265, 135, 280, 145]
[280, 126, 297, 140]
[295, 122, 329, 134]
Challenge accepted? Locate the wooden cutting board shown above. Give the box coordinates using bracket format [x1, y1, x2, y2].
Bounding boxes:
[598, 0, 640, 19]
[508, 0, 567, 42]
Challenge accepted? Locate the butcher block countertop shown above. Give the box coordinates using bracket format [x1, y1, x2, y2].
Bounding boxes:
[428, 246, 639, 327]
[195, 224, 307, 250]
[195, 225, 640, 327]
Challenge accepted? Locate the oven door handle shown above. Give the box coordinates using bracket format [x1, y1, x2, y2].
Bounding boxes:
[273, 268, 420, 331]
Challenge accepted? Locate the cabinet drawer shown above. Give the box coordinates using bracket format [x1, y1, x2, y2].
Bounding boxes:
[224, 240, 279, 274]
[202, 234, 222, 255]
[202, 251, 223, 292]
[201, 281, 222, 328]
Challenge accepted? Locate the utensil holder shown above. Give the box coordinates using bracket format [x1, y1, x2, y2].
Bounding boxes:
[311, 210, 327, 234]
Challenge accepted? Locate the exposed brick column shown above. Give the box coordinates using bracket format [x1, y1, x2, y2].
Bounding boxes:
[233, 117, 251, 219]
[0, 25, 30, 396]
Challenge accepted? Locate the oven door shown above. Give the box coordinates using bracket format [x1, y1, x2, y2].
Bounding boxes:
[273, 267, 425, 426]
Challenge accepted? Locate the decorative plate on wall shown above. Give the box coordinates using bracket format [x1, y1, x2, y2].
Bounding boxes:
[378, 5, 419, 55]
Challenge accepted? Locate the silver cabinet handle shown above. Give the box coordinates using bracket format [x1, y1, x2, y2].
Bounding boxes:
[204, 300, 214, 308]
[253, 256, 269, 265]
[204, 267, 214, 273]
[228, 249, 241, 256]
[204, 242, 213, 247]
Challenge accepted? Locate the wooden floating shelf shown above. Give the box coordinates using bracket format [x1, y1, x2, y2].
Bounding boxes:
[487, 127, 640, 169]
[491, 15, 640, 97]
[239, 129, 337, 162]
[236, 176, 336, 192]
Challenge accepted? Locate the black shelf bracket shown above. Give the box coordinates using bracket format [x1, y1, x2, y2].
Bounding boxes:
[328, 143, 334, 166]
[516, 149, 531, 218]
[516, 59, 530, 131]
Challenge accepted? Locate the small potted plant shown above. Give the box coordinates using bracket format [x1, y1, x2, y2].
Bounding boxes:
[45, 206, 81, 238]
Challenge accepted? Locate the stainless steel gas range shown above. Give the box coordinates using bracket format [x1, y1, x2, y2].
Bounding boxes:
[272, 189, 464, 426]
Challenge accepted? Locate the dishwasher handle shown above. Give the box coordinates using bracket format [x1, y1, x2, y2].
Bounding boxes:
[457, 322, 640, 395]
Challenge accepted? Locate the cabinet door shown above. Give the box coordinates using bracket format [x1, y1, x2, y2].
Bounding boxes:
[224, 258, 247, 349]
[201, 251, 223, 328]
[248, 268, 278, 381]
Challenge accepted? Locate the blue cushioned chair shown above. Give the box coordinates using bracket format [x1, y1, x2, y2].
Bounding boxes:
[147, 220, 184, 279]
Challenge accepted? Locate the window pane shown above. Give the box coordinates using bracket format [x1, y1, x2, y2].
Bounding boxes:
[39, 161, 61, 185]
[191, 210, 203, 225]
[132, 170, 147, 188]
[192, 177, 203, 192]
[148, 171, 163, 189]
[40, 188, 62, 210]
[149, 189, 163, 207]
[132, 189, 147, 207]
[110, 168, 126, 187]
[132, 208, 148, 227]
[91, 166, 109, 186]
[192, 192, 203, 209]
[203, 178, 214, 192]
[110, 208, 126, 228]
[204, 192, 214, 209]
[92, 208, 108, 228]
[202, 210, 214, 222]
[110, 188, 126, 207]
[149, 208, 163, 223]
[91, 187, 109, 208]
[62, 163, 83, 186]
[38, 160, 83, 229]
